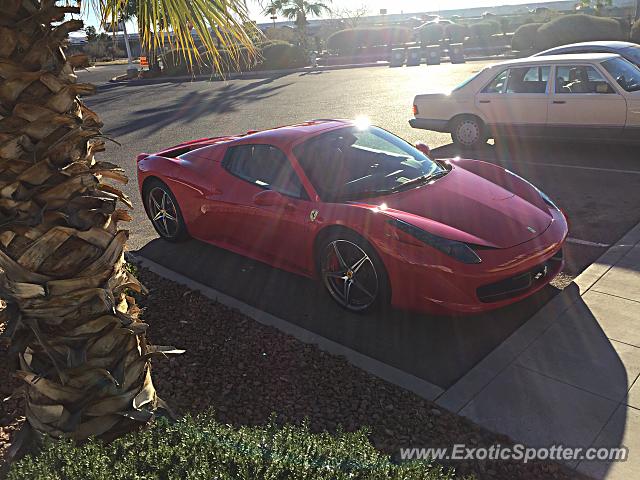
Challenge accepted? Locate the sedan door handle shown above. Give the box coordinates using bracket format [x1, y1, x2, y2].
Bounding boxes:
[479, 100, 491, 104]
[553, 100, 566, 104]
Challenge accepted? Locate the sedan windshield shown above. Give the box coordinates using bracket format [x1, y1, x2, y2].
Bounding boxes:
[294, 126, 446, 201]
[602, 57, 640, 92]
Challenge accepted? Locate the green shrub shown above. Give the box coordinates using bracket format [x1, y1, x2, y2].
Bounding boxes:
[468, 20, 500, 39]
[632, 19, 640, 43]
[326, 27, 412, 54]
[512, 23, 543, 52]
[419, 23, 444, 45]
[161, 48, 211, 76]
[256, 41, 307, 70]
[7, 414, 457, 480]
[444, 23, 467, 43]
[534, 14, 623, 51]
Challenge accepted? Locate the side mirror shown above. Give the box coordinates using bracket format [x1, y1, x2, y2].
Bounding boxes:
[253, 189, 289, 208]
[415, 142, 431, 156]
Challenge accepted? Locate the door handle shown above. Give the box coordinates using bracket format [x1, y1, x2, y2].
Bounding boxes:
[553, 100, 566, 104]
[479, 100, 491, 104]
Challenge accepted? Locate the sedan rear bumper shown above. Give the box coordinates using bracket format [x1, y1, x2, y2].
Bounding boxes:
[409, 118, 450, 133]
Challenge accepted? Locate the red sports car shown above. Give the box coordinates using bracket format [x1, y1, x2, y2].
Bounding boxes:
[136, 119, 567, 315]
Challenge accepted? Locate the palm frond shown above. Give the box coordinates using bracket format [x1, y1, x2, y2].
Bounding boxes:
[94, 0, 260, 71]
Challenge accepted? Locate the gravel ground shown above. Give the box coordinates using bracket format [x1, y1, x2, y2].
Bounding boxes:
[0, 266, 591, 479]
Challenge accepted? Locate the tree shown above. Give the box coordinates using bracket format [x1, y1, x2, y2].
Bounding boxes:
[577, 0, 613, 15]
[264, 0, 332, 46]
[0, 0, 256, 453]
[636, 0, 640, 21]
[84, 25, 98, 42]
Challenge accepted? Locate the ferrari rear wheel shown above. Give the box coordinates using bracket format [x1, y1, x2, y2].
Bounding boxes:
[320, 232, 389, 313]
[145, 180, 189, 242]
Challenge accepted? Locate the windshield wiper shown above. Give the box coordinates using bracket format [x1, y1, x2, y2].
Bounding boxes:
[390, 169, 448, 192]
[338, 188, 395, 201]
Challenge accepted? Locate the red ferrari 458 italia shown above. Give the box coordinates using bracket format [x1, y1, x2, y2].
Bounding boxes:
[137, 119, 567, 315]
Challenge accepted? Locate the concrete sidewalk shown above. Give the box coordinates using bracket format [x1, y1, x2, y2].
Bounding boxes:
[437, 221, 640, 479]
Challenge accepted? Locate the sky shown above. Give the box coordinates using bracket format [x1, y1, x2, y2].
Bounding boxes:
[80, 0, 560, 32]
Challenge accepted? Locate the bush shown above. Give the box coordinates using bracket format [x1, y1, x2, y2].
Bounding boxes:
[326, 27, 412, 54]
[161, 48, 214, 76]
[419, 23, 444, 45]
[7, 414, 457, 480]
[512, 23, 543, 52]
[444, 23, 467, 43]
[534, 14, 623, 51]
[632, 19, 640, 43]
[468, 20, 500, 39]
[256, 41, 307, 70]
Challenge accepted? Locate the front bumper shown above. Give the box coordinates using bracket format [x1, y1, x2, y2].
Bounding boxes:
[382, 209, 568, 315]
[409, 118, 450, 133]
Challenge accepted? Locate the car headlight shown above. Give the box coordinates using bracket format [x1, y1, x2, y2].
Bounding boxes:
[506, 170, 559, 211]
[388, 218, 482, 264]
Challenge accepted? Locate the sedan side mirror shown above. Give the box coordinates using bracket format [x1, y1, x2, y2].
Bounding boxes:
[253, 189, 290, 208]
[415, 142, 431, 156]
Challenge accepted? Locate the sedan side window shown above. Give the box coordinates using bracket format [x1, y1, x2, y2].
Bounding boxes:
[224, 145, 306, 198]
[507, 66, 550, 93]
[555, 65, 615, 94]
[482, 69, 509, 94]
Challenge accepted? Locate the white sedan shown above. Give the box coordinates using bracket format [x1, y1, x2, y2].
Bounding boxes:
[409, 53, 640, 147]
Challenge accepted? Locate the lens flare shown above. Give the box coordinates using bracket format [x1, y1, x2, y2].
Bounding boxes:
[354, 116, 370, 130]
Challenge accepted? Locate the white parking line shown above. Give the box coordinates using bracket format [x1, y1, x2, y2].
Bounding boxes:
[517, 161, 640, 175]
[567, 237, 611, 248]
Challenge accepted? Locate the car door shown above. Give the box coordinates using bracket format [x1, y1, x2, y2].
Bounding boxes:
[212, 143, 316, 273]
[547, 63, 627, 139]
[475, 65, 550, 138]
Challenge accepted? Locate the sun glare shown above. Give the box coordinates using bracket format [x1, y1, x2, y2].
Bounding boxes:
[354, 115, 371, 130]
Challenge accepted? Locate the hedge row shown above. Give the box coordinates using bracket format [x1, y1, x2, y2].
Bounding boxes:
[632, 19, 640, 43]
[512, 14, 624, 53]
[7, 414, 458, 480]
[162, 40, 307, 76]
[326, 26, 412, 53]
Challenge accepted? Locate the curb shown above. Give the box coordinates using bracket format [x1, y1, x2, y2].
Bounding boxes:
[109, 61, 390, 86]
[435, 219, 640, 414]
[107, 56, 502, 86]
[127, 252, 445, 402]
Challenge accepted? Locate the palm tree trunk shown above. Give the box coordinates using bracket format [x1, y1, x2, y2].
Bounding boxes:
[0, 0, 179, 449]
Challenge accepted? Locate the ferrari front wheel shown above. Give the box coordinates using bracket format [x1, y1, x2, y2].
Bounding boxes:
[320, 232, 389, 313]
[145, 180, 189, 242]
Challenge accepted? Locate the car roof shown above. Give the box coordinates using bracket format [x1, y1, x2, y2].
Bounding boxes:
[488, 52, 619, 69]
[535, 41, 638, 53]
[242, 119, 350, 146]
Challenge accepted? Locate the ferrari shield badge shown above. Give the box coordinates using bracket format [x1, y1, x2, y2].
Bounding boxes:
[309, 209, 319, 222]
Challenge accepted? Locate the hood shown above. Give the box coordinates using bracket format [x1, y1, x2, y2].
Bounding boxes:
[369, 166, 553, 249]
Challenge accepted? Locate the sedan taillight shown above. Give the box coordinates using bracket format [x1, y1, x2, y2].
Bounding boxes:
[412, 104, 419, 115]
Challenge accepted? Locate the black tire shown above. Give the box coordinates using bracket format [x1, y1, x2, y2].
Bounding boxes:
[451, 115, 486, 148]
[317, 229, 390, 313]
[143, 179, 189, 242]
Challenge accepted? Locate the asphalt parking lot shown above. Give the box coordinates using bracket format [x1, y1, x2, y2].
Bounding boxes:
[81, 61, 640, 389]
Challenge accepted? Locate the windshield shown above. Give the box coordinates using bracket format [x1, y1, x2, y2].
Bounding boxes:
[294, 126, 446, 201]
[453, 69, 484, 91]
[622, 46, 640, 66]
[602, 57, 640, 92]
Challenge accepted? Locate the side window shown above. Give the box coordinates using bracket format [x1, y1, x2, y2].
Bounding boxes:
[224, 145, 306, 198]
[506, 66, 550, 93]
[555, 65, 615, 94]
[483, 69, 509, 94]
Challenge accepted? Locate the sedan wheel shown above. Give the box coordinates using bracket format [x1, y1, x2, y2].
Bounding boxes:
[146, 183, 188, 241]
[452, 117, 484, 148]
[321, 239, 381, 312]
